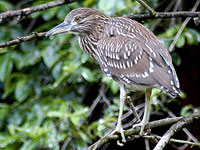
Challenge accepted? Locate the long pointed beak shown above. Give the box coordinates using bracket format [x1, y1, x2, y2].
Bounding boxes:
[45, 21, 71, 36]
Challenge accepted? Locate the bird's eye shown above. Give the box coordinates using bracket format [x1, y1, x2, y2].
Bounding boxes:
[74, 17, 81, 22]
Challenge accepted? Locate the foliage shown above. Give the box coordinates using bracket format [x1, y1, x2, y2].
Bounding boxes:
[0, 0, 199, 149]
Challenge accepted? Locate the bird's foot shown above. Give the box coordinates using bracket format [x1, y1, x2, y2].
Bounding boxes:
[111, 124, 126, 143]
[132, 121, 147, 136]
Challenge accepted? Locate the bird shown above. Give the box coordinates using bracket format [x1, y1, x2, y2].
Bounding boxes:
[46, 8, 180, 142]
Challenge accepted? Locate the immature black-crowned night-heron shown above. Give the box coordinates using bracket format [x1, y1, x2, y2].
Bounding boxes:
[46, 8, 180, 142]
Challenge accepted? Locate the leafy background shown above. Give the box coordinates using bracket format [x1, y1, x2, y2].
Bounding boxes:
[0, 0, 200, 149]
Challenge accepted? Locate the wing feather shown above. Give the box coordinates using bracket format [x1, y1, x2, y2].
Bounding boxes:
[93, 17, 180, 96]
[97, 31, 180, 96]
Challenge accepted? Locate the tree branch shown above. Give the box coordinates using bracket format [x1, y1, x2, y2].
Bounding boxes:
[0, 1, 200, 49]
[1, 11, 200, 49]
[0, 32, 46, 48]
[154, 111, 200, 150]
[87, 117, 183, 149]
[168, 0, 200, 52]
[134, 134, 200, 147]
[136, 0, 157, 16]
[127, 11, 200, 19]
[0, 0, 76, 22]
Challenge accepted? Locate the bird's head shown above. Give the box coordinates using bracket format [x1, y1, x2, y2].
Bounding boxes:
[46, 8, 106, 37]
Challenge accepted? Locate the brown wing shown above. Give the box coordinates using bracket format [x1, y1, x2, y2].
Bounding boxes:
[97, 18, 180, 97]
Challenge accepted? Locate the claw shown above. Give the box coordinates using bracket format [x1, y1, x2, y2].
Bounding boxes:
[111, 125, 126, 143]
[132, 121, 147, 135]
[116, 124, 126, 142]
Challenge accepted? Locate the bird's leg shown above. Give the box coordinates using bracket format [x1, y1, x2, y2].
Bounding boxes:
[132, 89, 152, 135]
[111, 84, 126, 143]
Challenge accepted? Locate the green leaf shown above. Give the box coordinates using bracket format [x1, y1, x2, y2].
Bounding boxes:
[0, 104, 9, 128]
[184, 28, 200, 45]
[11, 49, 41, 70]
[15, 79, 31, 102]
[2, 73, 23, 99]
[80, 67, 95, 82]
[52, 62, 63, 79]
[98, 0, 125, 13]
[166, 27, 177, 37]
[171, 52, 181, 66]
[24, 49, 41, 66]
[83, 0, 95, 7]
[102, 76, 119, 94]
[176, 35, 185, 48]
[0, 53, 13, 82]
[57, 6, 70, 20]
[47, 111, 66, 118]
[0, 1, 13, 11]
[19, 139, 39, 150]
[101, 75, 112, 85]
[43, 46, 59, 68]
[0, 134, 16, 148]
[42, 7, 59, 21]
[70, 116, 80, 126]
[184, 31, 194, 45]
[10, 52, 24, 70]
[110, 80, 119, 94]
[180, 104, 193, 116]
[75, 138, 88, 150]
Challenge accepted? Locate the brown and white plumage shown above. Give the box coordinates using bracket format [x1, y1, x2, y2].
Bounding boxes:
[46, 8, 180, 142]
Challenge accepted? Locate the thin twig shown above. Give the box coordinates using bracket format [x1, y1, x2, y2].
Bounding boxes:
[170, 0, 181, 27]
[87, 84, 106, 118]
[99, 84, 110, 105]
[145, 138, 150, 150]
[0, 0, 199, 22]
[1, 11, 200, 48]
[169, 17, 190, 51]
[168, 0, 200, 52]
[61, 137, 72, 150]
[132, 134, 200, 147]
[168, 111, 200, 144]
[171, 136, 191, 150]
[0, 0, 76, 22]
[87, 117, 183, 149]
[123, 106, 144, 128]
[62, 84, 110, 149]
[158, 101, 200, 147]
[150, 0, 176, 31]
[0, 32, 46, 48]
[126, 96, 141, 122]
[26, 17, 37, 33]
[136, 0, 157, 16]
[154, 111, 200, 150]
[127, 11, 200, 19]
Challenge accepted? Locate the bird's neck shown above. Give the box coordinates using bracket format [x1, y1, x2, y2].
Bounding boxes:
[78, 33, 99, 60]
[78, 18, 109, 61]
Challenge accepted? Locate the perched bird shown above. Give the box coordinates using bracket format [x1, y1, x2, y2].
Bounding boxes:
[46, 8, 180, 142]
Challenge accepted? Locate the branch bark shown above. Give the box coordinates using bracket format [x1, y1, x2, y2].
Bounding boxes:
[0, 0, 200, 49]
[168, 0, 200, 52]
[0, 0, 199, 22]
[88, 111, 200, 149]
[0, 0, 76, 22]
[136, 0, 157, 16]
[1, 11, 200, 49]
[136, 134, 200, 147]
[87, 117, 183, 149]
[127, 11, 200, 19]
[154, 111, 200, 150]
[0, 32, 46, 48]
